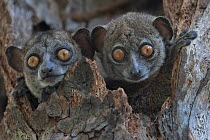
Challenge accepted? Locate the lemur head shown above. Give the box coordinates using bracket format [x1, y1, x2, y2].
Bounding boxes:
[6, 29, 92, 99]
[91, 13, 173, 83]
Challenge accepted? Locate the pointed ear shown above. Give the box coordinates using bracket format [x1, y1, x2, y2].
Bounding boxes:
[72, 28, 94, 59]
[6, 46, 23, 72]
[91, 26, 107, 53]
[153, 17, 173, 41]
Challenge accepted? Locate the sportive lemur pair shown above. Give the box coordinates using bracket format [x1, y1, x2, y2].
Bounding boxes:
[6, 12, 197, 113]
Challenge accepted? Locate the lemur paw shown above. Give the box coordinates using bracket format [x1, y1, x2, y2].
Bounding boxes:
[167, 30, 197, 64]
[12, 77, 29, 98]
[175, 30, 197, 48]
[39, 85, 58, 103]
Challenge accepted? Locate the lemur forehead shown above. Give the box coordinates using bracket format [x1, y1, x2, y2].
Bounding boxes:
[23, 31, 75, 53]
[106, 24, 143, 50]
[107, 13, 158, 39]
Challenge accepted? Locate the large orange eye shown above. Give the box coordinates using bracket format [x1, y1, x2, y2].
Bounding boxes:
[141, 45, 153, 57]
[57, 49, 71, 61]
[28, 56, 39, 68]
[112, 48, 125, 61]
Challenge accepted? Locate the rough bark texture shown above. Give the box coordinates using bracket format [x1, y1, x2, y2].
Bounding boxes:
[0, 0, 209, 139]
[0, 58, 157, 140]
[159, 0, 210, 139]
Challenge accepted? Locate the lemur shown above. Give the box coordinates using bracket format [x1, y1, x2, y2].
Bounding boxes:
[91, 12, 197, 115]
[6, 29, 92, 103]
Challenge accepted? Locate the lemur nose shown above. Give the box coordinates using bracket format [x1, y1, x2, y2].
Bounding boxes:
[41, 67, 53, 74]
[130, 70, 141, 77]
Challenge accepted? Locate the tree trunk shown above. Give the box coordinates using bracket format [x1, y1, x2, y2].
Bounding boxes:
[0, 0, 209, 139]
[159, 0, 210, 139]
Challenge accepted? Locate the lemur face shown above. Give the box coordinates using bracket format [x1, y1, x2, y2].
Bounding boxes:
[102, 37, 165, 83]
[6, 29, 92, 100]
[24, 31, 80, 86]
[91, 13, 173, 83]
[23, 31, 81, 98]
[95, 30, 165, 83]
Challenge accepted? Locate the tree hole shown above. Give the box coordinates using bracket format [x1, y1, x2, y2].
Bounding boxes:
[33, 21, 51, 34]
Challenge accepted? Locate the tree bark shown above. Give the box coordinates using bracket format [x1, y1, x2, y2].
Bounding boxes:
[0, 58, 157, 140]
[159, 0, 210, 139]
[0, 0, 209, 139]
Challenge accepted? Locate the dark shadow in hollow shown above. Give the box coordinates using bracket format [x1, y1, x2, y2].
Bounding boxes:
[0, 69, 8, 122]
[33, 21, 51, 35]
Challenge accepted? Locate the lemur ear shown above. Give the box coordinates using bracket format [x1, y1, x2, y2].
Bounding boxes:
[6, 46, 23, 72]
[91, 26, 107, 53]
[73, 28, 94, 59]
[153, 17, 173, 41]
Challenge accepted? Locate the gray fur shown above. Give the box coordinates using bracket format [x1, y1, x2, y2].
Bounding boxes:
[91, 12, 197, 115]
[92, 12, 169, 83]
[6, 30, 88, 100]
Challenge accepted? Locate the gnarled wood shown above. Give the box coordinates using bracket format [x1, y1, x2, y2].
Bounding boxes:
[0, 59, 156, 139]
[159, 1, 210, 139]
